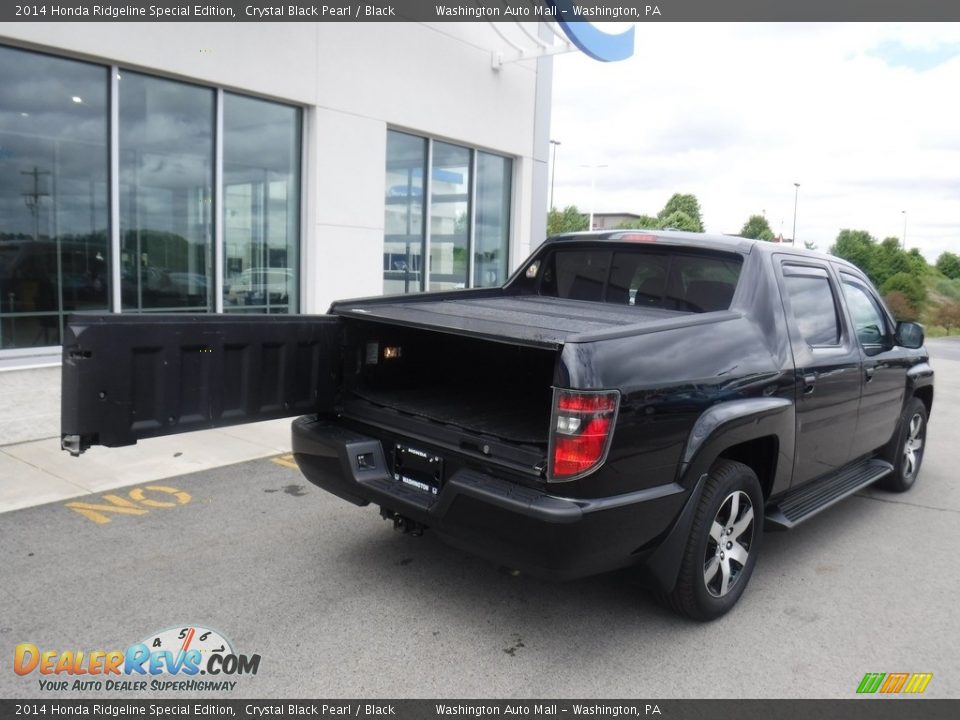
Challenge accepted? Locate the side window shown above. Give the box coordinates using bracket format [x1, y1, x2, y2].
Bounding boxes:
[841, 278, 888, 349]
[782, 266, 841, 346]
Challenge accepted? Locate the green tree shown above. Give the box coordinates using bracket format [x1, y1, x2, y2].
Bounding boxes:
[871, 237, 913, 287]
[658, 210, 701, 233]
[739, 214, 774, 241]
[906, 248, 928, 276]
[547, 205, 588, 236]
[881, 271, 927, 310]
[830, 229, 877, 279]
[932, 300, 960, 333]
[616, 214, 660, 230]
[657, 193, 704, 232]
[936, 251, 960, 280]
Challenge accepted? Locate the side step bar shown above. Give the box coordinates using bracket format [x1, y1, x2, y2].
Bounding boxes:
[765, 458, 893, 530]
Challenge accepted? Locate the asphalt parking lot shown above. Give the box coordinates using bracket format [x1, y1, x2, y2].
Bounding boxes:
[2, 340, 959, 700]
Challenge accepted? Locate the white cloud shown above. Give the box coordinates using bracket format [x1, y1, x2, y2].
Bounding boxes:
[549, 23, 960, 260]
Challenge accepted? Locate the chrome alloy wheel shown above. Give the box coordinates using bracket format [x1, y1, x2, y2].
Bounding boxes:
[903, 412, 925, 481]
[703, 490, 754, 598]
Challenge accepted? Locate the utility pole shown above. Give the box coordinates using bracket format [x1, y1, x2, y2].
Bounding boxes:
[21, 166, 51, 242]
[581, 163, 608, 231]
[902, 210, 907, 250]
[792, 182, 800, 245]
[549, 140, 561, 210]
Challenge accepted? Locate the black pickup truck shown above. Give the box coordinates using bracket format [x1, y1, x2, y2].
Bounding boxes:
[61, 230, 934, 619]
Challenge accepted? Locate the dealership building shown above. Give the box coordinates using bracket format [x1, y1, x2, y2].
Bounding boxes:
[0, 21, 568, 443]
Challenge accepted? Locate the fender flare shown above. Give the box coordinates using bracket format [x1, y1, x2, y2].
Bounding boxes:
[680, 397, 795, 488]
[906, 362, 934, 411]
[643, 397, 794, 593]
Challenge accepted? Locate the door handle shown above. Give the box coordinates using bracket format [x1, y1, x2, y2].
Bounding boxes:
[803, 373, 817, 395]
[865, 366, 875, 382]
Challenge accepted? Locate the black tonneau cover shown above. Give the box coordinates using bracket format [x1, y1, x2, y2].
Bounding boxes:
[333, 295, 736, 349]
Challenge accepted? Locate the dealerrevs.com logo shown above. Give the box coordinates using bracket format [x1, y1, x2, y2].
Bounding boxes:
[13, 625, 261, 693]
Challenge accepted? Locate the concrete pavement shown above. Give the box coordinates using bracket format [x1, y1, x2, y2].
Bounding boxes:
[0, 418, 293, 513]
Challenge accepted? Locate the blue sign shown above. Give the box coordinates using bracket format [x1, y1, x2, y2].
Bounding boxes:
[545, 1, 636, 62]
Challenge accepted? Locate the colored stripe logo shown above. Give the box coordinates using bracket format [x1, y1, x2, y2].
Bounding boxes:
[857, 672, 933, 694]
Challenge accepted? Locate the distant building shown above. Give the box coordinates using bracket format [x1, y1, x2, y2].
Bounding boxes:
[591, 213, 653, 230]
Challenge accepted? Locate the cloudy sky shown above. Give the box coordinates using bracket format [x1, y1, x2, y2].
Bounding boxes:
[549, 23, 960, 261]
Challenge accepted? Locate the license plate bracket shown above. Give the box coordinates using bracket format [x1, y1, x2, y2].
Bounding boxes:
[393, 443, 444, 496]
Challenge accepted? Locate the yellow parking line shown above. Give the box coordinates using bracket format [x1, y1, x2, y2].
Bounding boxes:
[271, 454, 299, 470]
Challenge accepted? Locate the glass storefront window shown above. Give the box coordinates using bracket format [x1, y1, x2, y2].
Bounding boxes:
[382, 131, 511, 295]
[383, 131, 426, 294]
[119, 73, 215, 312]
[0, 44, 305, 356]
[223, 94, 301, 313]
[429, 142, 471, 292]
[0, 46, 109, 349]
[474, 152, 512, 288]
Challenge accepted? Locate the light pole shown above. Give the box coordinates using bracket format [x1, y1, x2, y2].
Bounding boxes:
[902, 210, 907, 250]
[581, 163, 608, 230]
[549, 140, 561, 210]
[791, 182, 800, 245]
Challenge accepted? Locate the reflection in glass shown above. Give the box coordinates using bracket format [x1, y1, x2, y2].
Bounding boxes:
[223, 94, 300, 313]
[383, 131, 426, 294]
[784, 275, 840, 346]
[842, 280, 887, 346]
[474, 153, 511, 288]
[119, 73, 214, 312]
[0, 46, 109, 348]
[429, 142, 470, 291]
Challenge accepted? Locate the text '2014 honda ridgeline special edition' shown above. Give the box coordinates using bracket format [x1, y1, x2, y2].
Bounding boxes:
[61, 231, 933, 619]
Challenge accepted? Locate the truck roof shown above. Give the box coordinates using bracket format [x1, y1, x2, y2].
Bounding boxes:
[544, 229, 860, 272]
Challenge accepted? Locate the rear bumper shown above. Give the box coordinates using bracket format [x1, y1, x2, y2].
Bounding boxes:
[291, 415, 688, 581]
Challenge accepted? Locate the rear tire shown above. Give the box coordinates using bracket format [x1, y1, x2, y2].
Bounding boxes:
[663, 460, 763, 621]
[877, 397, 928, 493]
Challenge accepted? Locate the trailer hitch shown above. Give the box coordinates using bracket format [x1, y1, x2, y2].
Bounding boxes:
[380, 508, 426, 536]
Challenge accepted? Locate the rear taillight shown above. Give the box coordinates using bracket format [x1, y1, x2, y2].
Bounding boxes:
[548, 389, 620, 481]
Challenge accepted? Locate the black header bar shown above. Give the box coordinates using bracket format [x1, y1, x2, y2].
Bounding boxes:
[0, 700, 959, 719]
[3, 1, 960, 23]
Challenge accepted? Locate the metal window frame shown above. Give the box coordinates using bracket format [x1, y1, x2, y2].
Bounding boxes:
[297, 105, 308, 315]
[214, 89, 225, 313]
[109, 65, 121, 313]
[467, 147, 478, 288]
[423, 138, 433, 293]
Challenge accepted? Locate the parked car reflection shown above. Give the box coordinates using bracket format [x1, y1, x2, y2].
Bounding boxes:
[225, 267, 293, 306]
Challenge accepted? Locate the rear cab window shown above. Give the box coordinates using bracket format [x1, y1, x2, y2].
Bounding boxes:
[537, 247, 743, 313]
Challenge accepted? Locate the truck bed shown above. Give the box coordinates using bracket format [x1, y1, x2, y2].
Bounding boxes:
[334, 295, 696, 348]
[350, 384, 551, 445]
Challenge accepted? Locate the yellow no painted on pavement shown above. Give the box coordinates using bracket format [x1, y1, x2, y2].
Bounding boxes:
[65, 485, 192, 525]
